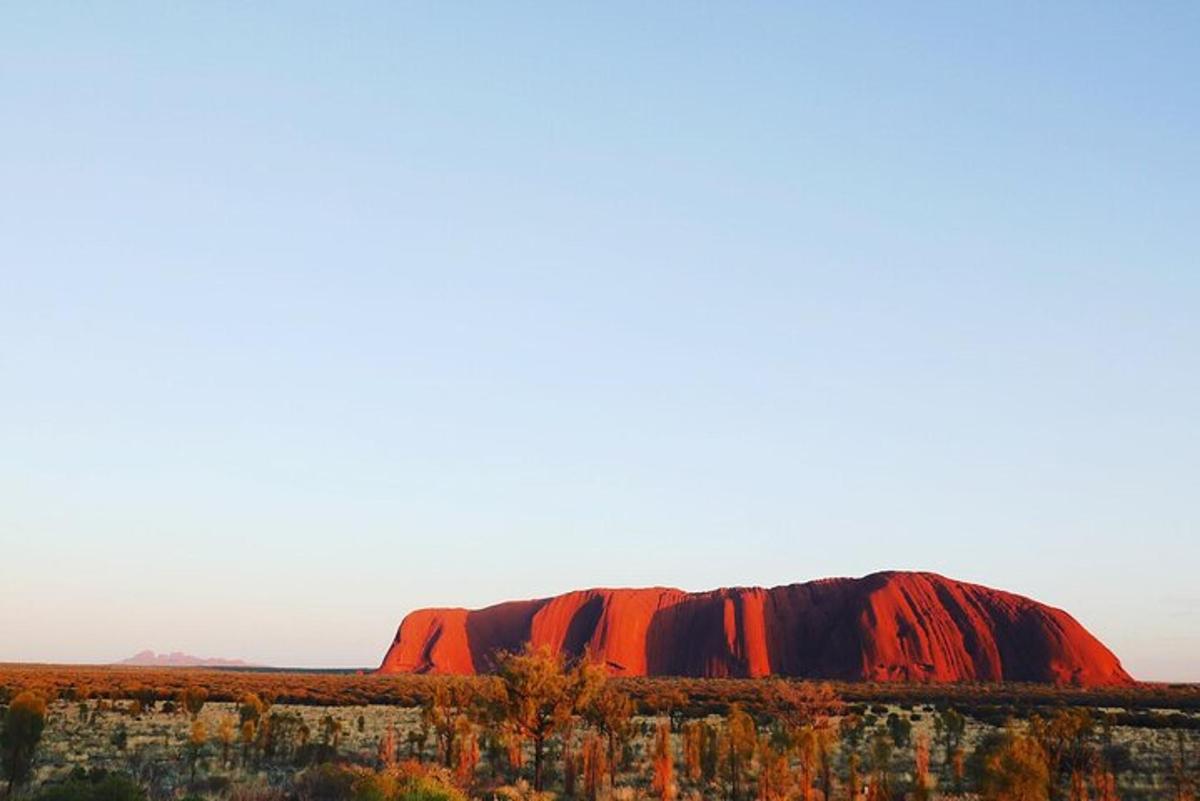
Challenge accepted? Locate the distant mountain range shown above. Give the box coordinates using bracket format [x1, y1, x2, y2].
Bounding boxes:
[118, 650, 254, 668]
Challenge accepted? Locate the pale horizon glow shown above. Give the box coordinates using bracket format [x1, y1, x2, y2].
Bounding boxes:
[1, 4, 1197, 681]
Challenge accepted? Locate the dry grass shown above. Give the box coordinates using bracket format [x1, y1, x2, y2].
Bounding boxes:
[5, 664, 1199, 800]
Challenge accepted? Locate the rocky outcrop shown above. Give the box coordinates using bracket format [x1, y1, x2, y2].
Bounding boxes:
[378, 571, 1132, 686]
[118, 650, 253, 667]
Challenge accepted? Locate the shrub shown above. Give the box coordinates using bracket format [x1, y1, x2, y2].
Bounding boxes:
[390, 774, 464, 801]
[976, 729, 1050, 801]
[296, 763, 358, 801]
[180, 687, 209, 719]
[2, 690, 47, 793]
[227, 783, 288, 801]
[295, 762, 465, 801]
[31, 772, 146, 801]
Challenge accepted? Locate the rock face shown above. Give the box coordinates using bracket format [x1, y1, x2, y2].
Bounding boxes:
[378, 572, 1132, 686]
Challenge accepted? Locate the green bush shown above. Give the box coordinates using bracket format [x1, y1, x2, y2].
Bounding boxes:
[295, 763, 464, 801]
[31, 773, 146, 801]
[393, 775, 465, 801]
[296, 763, 357, 801]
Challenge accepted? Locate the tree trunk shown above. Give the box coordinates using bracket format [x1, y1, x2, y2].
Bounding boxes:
[729, 741, 739, 801]
[608, 732, 618, 788]
[534, 735, 545, 791]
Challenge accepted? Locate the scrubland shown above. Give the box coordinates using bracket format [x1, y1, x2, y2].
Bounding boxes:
[2, 662, 1198, 801]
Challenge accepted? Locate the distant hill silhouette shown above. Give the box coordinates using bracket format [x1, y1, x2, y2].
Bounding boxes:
[379, 571, 1132, 686]
[118, 650, 254, 668]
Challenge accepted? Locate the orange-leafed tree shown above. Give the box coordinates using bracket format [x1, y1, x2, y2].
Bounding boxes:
[491, 645, 604, 791]
[682, 720, 704, 785]
[187, 719, 207, 780]
[724, 705, 758, 801]
[583, 681, 634, 788]
[756, 735, 791, 801]
[914, 732, 932, 801]
[652, 719, 676, 801]
[581, 732, 608, 801]
[981, 729, 1051, 801]
[179, 686, 209, 720]
[422, 679, 472, 768]
[770, 680, 842, 799]
[453, 715, 479, 787]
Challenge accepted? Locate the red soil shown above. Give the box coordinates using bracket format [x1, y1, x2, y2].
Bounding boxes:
[378, 571, 1132, 686]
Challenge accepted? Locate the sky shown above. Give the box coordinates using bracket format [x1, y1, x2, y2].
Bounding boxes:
[1, 3, 1197, 680]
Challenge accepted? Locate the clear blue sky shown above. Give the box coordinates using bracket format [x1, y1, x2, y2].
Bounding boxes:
[2, 3, 1197, 680]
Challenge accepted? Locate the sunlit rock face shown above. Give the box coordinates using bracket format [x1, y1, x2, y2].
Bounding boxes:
[378, 571, 1132, 687]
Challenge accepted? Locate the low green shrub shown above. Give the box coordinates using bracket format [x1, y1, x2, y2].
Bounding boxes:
[31, 772, 145, 801]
